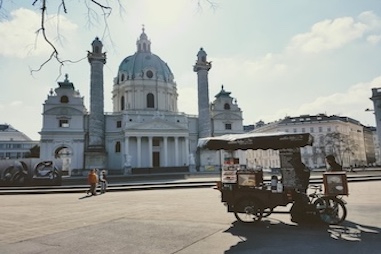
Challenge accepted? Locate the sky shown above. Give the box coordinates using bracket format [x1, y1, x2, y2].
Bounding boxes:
[1, 0, 381, 141]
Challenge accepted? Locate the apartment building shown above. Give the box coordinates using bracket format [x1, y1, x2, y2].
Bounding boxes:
[0, 124, 38, 160]
[247, 114, 377, 169]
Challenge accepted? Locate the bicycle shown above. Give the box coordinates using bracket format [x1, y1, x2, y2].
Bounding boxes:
[308, 184, 347, 225]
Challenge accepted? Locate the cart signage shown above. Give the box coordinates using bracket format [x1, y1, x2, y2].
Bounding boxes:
[221, 165, 238, 183]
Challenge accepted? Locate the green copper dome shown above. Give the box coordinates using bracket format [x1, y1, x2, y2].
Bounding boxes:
[117, 28, 174, 83]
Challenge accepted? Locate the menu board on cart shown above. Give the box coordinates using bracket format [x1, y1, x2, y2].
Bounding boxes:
[279, 148, 300, 188]
[221, 165, 239, 183]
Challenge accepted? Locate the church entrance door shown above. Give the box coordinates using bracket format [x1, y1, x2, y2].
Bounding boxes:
[153, 152, 160, 167]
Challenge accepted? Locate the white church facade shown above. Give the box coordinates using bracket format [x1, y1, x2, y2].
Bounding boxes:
[39, 29, 245, 176]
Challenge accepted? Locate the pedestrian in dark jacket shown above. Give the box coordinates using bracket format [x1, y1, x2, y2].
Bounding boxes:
[325, 155, 342, 172]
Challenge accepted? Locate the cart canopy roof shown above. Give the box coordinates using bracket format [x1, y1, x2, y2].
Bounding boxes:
[197, 132, 314, 151]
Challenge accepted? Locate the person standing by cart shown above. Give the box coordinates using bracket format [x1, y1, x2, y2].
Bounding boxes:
[289, 157, 312, 223]
[325, 155, 342, 172]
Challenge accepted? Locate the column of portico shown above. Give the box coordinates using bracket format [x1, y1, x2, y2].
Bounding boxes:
[124, 136, 129, 165]
[137, 136, 141, 167]
[148, 136, 153, 167]
[174, 137, 179, 166]
[184, 137, 189, 166]
[163, 137, 168, 167]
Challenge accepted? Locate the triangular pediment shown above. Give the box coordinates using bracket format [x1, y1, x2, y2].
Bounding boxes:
[212, 112, 242, 120]
[127, 118, 187, 131]
[44, 106, 85, 115]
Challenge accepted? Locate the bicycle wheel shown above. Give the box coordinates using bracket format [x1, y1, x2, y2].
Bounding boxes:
[234, 197, 263, 223]
[262, 208, 273, 218]
[314, 196, 347, 225]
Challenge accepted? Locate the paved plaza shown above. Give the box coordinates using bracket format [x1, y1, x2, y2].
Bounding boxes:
[0, 180, 381, 253]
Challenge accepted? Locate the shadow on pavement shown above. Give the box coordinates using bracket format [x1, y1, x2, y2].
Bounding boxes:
[78, 195, 94, 200]
[224, 219, 380, 253]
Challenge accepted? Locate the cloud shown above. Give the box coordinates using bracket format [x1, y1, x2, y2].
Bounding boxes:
[367, 34, 381, 44]
[287, 11, 381, 54]
[262, 76, 380, 126]
[194, 11, 381, 127]
[9, 101, 23, 107]
[0, 8, 78, 58]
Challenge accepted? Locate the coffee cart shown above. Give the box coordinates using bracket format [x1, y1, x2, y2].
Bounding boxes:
[198, 132, 348, 224]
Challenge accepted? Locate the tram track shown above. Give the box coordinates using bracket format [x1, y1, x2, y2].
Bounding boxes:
[0, 173, 380, 195]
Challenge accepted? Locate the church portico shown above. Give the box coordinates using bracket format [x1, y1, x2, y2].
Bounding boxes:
[122, 135, 189, 171]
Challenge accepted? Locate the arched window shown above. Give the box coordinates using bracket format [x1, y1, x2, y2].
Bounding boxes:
[121, 74, 125, 82]
[143, 43, 147, 51]
[115, 141, 121, 153]
[147, 93, 154, 108]
[224, 103, 230, 110]
[95, 46, 100, 53]
[60, 96, 69, 103]
[121, 96, 125, 111]
[54, 146, 71, 159]
[202, 56, 206, 62]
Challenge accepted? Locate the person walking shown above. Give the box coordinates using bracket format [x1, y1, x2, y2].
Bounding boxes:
[325, 154, 343, 172]
[100, 170, 108, 194]
[86, 169, 98, 196]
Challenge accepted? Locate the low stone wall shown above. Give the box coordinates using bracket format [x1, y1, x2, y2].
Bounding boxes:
[131, 167, 189, 174]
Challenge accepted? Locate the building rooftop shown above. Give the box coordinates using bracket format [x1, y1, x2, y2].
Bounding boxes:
[0, 124, 33, 142]
[279, 114, 362, 126]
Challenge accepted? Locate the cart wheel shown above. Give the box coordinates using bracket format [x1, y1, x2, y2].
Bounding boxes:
[314, 197, 347, 225]
[234, 197, 263, 223]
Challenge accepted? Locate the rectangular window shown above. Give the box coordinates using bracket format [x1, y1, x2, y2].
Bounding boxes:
[225, 123, 232, 130]
[319, 127, 323, 132]
[117, 121, 122, 128]
[153, 138, 160, 146]
[59, 119, 69, 128]
[301, 128, 305, 133]
[293, 128, 297, 133]
[310, 127, 314, 133]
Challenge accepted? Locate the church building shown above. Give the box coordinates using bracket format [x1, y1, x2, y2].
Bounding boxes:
[39, 28, 244, 176]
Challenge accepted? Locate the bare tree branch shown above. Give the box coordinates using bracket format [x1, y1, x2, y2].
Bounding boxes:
[31, 0, 63, 75]
[90, 0, 112, 13]
[29, 0, 114, 78]
[1, 0, 217, 76]
[196, 0, 219, 12]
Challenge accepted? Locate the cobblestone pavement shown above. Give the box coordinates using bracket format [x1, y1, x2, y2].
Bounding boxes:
[0, 179, 380, 253]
